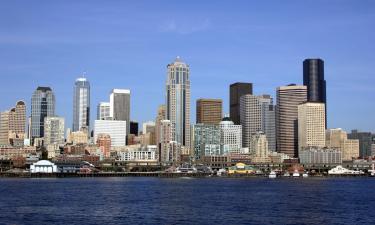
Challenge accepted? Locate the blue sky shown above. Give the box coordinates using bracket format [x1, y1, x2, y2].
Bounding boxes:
[0, 0, 374, 132]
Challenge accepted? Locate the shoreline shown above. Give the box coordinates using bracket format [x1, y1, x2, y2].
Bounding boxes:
[0, 172, 372, 179]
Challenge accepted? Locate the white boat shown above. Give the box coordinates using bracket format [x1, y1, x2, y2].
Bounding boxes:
[283, 172, 290, 177]
[217, 169, 227, 177]
[269, 171, 277, 179]
[302, 172, 309, 178]
[292, 170, 300, 178]
[328, 165, 364, 175]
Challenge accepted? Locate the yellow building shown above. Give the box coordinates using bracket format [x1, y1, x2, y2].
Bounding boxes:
[228, 163, 255, 174]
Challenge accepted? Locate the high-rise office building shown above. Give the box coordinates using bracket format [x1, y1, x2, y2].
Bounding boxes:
[348, 130, 373, 158]
[97, 102, 111, 120]
[303, 58, 327, 126]
[110, 89, 130, 135]
[94, 120, 126, 147]
[0, 101, 26, 145]
[73, 77, 90, 132]
[31, 87, 55, 143]
[230, 82, 253, 125]
[239, 94, 276, 152]
[166, 57, 190, 147]
[240, 94, 261, 148]
[219, 117, 242, 154]
[298, 102, 326, 154]
[44, 116, 65, 146]
[193, 124, 221, 159]
[196, 99, 222, 124]
[276, 84, 307, 157]
[155, 105, 166, 145]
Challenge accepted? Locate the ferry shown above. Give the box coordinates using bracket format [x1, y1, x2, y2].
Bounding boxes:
[269, 171, 277, 179]
[328, 166, 364, 175]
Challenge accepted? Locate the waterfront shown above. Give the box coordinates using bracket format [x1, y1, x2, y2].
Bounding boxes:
[0, 177, 374, 225]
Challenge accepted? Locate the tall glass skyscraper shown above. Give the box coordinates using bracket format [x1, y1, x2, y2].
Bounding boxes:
[303, 58, 327, 126]
[166, 57, 190, 147]
[31, 87, 55, 142]
[73, 77, 90, 132]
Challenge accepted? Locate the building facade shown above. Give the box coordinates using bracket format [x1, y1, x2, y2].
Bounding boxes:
[31, 87, 55, 143]
[219, 118, 242, 154]
[348, 130, 373, 158]
[196, 99, 222, 124]
[0, 101, 26, 145]
[193, 124, 221, 159]
[303, 58, 327, 126]
[166, 57, 190, 147]
[276, 84, 307, 157]
[110, 89, 130, 135]
[73, 77, 90, 132]
[97, 102, 111, 120]
[94, 120, 126, 147]
[96, 134, 111, 158]
[299, 147, 342, 164]
[230, 82, 253, 125]
[44, 116, 65, 146]
[326, 128, 359, 161]
[298, 102, 326, 154]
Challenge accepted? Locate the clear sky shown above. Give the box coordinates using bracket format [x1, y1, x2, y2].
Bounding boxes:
[0, 0, 374, 132]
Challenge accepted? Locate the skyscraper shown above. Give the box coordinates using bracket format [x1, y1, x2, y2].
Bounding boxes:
[73, 77, 90, 132]
[239, 94, 276, 151]
[31, 87, 55, 143]
[276, 84, 307, 157]
[166, 56, 190, 147]
[298, 102, 326, 154]
[110, 89, 130, 135]
[303, 58, 327, 126]
[196, 99, 222, 124]
[193, 124, 221, 159]
[0, 100, 26, 145]
[230, 82, 253, 125]
[97, 102, 111, 120]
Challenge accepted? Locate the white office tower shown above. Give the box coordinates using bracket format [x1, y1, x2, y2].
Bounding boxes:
[219, 117, 242, 154]
[97, 102, 111, 120]
[94, 120, 127, 147]
[166, 57, 191, 147]
[298, 102, 326, 153]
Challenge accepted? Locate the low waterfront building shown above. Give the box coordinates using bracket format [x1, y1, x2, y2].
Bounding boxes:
[228, 163, 256, 174]
[30, 160, 58, 173]
[299, 147, 342, 164]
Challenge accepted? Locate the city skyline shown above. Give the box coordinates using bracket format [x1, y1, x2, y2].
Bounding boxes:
[0, 1, 374, 132]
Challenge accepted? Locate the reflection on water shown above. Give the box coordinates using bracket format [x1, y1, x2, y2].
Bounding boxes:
[0, 177, 374, 225]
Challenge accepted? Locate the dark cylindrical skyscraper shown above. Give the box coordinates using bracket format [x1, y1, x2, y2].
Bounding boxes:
[303, 58, 327, 126]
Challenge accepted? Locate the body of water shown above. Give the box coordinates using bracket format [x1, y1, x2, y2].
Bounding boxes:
[0, 177, 374, 225]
